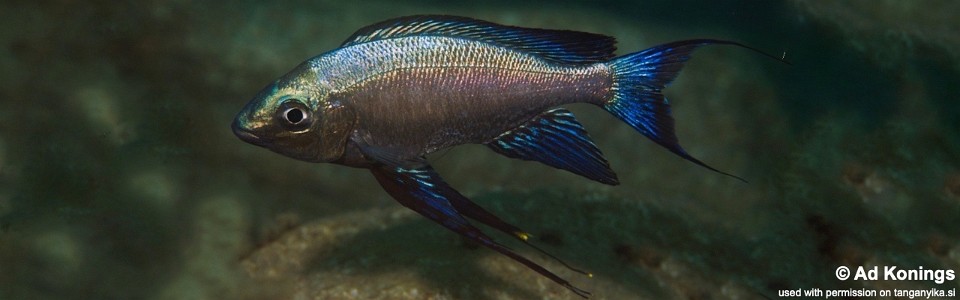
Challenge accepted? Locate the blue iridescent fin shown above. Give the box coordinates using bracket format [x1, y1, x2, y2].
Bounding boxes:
[440, 173, 594, 278]
[370, 165, 591, 298]
[341, 15, 616, 64]
[604, 39, 748, 182]
[487, 108, 619, 185]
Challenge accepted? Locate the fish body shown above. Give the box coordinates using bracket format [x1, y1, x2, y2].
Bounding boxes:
[317, 35, 610, 158]
[232, 15, 763, 298]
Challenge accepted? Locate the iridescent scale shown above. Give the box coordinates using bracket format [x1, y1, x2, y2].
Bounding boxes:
[310, 36, 612, 156]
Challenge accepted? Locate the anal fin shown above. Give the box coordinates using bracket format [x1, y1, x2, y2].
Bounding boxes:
[487, 108, 619, 185]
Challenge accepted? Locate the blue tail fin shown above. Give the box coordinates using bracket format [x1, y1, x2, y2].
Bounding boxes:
[604, 39, 748, 182]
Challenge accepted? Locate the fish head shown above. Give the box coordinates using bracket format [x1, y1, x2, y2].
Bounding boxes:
[232, 63, 353, 163]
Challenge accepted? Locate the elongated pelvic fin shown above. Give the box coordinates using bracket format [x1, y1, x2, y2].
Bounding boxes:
[370, 165, 591, 298]
[487, 108, 619, 185]
[441, 175, 594, 277]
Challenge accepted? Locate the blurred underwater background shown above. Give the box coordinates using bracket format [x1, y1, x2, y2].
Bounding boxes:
[1, 0, 959, 299]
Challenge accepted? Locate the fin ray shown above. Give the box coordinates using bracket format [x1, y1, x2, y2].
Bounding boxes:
[342, 15, 616, 64]
[604, 39, 747, 182]
[488, 108, 619, 185]
[354, 135, 428, 169]
[370, 165, 591, 298]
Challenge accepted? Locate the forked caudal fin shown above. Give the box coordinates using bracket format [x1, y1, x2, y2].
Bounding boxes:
[603, 39, 785, 182]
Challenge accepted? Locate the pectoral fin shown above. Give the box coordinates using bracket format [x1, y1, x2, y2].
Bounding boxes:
[353, 134, 428, 169]
[370, 165, 591, 298]
[487, 108, 619, 185]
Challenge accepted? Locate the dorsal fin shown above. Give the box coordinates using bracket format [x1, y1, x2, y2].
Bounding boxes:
[341, 15, 617, 64]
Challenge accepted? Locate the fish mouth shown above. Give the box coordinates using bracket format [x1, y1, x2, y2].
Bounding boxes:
[232, 119, 268, 147]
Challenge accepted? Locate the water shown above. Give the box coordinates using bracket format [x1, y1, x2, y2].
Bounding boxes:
[1, 1, 958, 299]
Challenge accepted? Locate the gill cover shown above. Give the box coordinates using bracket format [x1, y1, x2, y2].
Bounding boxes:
[316, 99, 355, 162]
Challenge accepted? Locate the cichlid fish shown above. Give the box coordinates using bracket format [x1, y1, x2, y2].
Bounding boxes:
[232, 15, 779, 298]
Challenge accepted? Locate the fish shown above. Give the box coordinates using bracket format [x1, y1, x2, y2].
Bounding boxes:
[232, 15, 781, 298]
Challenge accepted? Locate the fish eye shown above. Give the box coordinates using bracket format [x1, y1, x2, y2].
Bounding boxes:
[275, 99, 312, 131]
[284, 107, 304, 123]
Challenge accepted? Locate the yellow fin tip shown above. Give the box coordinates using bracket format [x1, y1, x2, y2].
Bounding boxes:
[515, 231, 530, 241]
